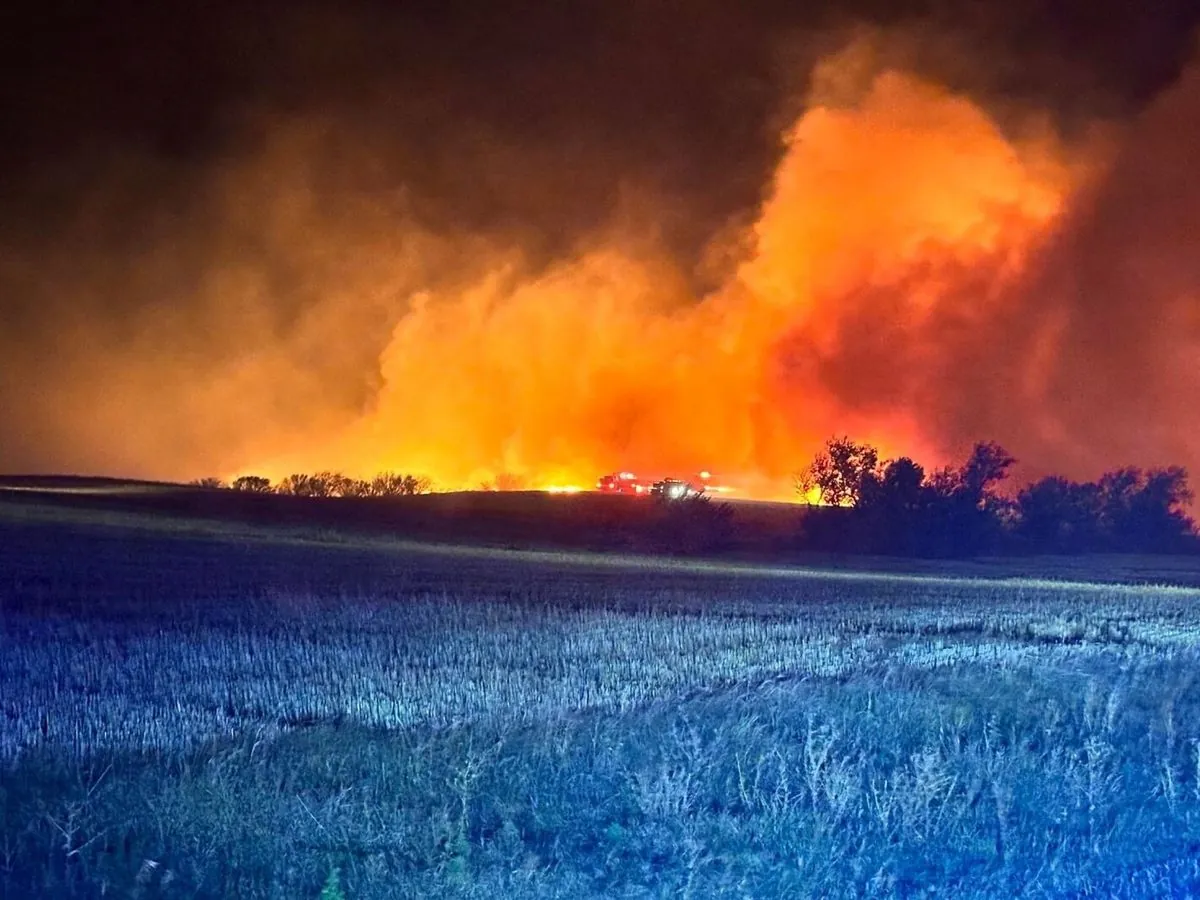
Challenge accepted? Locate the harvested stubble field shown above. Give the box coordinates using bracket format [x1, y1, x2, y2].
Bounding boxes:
[3, 499, 1200, 898]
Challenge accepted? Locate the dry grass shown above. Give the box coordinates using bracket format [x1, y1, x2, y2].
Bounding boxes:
[4, 505, 1200, 897]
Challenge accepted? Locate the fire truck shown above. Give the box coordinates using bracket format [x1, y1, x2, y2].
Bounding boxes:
[597, 471, 709, 499]
[596, 472, 650, 495]
[649, 477, 705, 500]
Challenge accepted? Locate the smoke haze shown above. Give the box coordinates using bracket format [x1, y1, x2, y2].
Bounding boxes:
[1, 6, 1197, 497]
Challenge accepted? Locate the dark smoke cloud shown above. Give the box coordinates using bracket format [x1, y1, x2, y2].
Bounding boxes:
[1012, 58, 1200, 475]
[796, 48, 1200, 482]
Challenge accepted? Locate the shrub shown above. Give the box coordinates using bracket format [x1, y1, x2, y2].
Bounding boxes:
[276, 474, 321, 497]
[648, 493, 736, 555]
[231, 475, 272, 493]
[370, 472, 431, 496]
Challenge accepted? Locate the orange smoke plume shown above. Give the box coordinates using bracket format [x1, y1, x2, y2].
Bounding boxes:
[246, 46, 1081, 497]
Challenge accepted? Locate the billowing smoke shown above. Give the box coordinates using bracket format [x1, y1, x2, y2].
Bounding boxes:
[1, 16, 1197, 498]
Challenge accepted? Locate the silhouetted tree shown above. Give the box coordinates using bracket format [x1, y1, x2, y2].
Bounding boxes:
[797, 438, 1016, 557]
[1015, 476, 1103, 553]
[404, 474, 431, 495]
[798, 437, 1196, 557]
[274, 471, 431, 497]
[1013, 466, 1194, 554]
[276, 473, 318, 496]
[231, 475, 272, 493]
[920, 442, 1016, 557]
[858, 457, 931, 555]
[958, 441, 1017, 509]
[867, 457, 927, 511]
[370, 472, 431, 496]
[311, 472, 359, 498]
[339, 478, 373, 498]
[796, 437, 880, 506]
[190, 477, 226, 489]
[1099, 466, 1194, 552]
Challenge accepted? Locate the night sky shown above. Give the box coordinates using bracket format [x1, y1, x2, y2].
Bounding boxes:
[2, 0, 1199, 487]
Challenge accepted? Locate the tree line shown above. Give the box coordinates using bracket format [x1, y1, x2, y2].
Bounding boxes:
[191, 471, 432, 497]
[796, 437, 1197, 557]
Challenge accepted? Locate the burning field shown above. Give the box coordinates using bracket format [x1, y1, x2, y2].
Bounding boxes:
[1, 21, 1198, 498]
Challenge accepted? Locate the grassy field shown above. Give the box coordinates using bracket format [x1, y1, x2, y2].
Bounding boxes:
[4, 495, 1200, 897]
